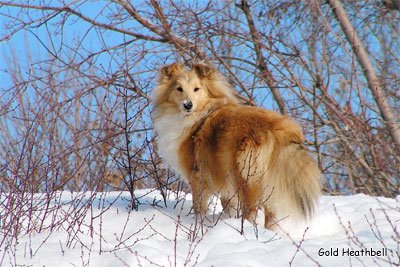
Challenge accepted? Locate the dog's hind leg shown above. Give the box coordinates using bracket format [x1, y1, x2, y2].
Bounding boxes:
[241, 185, 263, 226]
[220, 194, 240, 218]
[220, 179, 241, 218]
[261, 203, 276, 229]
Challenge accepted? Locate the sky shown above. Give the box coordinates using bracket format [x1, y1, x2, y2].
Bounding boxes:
[1, 1, 147, 88]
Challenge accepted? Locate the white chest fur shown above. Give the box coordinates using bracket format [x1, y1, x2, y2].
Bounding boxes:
[153, 113, 195, 180]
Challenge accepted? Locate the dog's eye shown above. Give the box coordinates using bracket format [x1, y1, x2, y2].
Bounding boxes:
[177, 87, 183, 92]
[194, 87, 200, 92]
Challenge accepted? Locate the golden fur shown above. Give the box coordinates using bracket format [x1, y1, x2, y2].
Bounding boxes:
[151, 63, 321, 228]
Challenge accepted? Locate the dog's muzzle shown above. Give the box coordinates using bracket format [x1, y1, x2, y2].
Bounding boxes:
[183, 100, 193, 111]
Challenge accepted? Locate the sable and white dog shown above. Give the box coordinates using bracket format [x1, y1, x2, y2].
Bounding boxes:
[151, 63, 321, 228]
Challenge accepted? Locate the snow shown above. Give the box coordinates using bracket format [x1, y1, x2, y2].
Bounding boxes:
[1, 190, 399, 266]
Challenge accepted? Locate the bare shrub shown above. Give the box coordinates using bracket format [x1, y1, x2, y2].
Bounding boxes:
[333, 200, 400, 266]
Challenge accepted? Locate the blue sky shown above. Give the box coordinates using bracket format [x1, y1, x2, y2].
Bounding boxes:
[1, 1, 151, 89]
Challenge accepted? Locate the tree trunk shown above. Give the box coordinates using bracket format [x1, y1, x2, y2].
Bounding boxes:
[327, 0, 400, 149]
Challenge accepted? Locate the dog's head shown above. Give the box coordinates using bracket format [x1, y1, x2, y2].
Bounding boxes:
[151, 62, 238, 116]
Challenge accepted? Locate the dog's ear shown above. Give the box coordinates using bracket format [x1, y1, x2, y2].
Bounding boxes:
[193, 64, 215, 79]
[160, 63, 184, 78]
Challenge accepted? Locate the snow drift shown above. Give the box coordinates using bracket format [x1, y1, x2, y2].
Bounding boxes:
[1, 189, 399, 266]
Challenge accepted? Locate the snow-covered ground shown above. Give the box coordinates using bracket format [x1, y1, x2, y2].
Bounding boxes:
[1, 189, 399, 266]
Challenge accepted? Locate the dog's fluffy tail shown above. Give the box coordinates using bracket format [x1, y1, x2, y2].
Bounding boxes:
[272, 143, 321, 220]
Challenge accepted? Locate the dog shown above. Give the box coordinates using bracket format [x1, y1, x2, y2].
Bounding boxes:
[151, 62, 321, 228]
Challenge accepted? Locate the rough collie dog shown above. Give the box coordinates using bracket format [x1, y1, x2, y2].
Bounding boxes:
[151, 63, 321, 228]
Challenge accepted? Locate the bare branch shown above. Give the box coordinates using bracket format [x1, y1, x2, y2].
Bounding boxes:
[237, 0, 288, 115]
[328, 0, 400, 149]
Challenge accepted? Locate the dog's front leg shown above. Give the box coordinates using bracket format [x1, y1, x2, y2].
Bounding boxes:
[189, 172, 210, 224]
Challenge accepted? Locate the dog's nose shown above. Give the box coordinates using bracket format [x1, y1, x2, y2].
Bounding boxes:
[183, 101, 193, 111]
